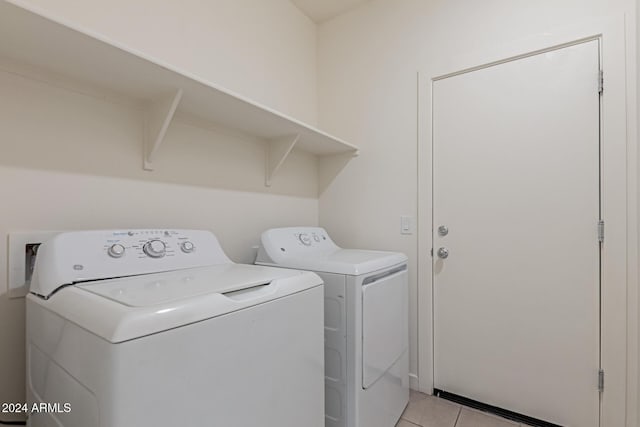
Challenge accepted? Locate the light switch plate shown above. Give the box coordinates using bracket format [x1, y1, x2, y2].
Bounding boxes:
[400, 216, 412, 235]
[7, 231, 62, 298]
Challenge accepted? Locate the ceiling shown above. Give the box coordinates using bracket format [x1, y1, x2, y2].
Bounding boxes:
[291, 0, 372, 23]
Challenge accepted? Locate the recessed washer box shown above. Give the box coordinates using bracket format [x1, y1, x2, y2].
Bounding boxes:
[7, 231, 62, 298]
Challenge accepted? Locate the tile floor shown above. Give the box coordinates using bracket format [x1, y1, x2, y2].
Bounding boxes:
[398, 390, 532, 427]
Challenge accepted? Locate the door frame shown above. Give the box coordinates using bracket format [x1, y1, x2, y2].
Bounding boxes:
[416, 16, 637, 427]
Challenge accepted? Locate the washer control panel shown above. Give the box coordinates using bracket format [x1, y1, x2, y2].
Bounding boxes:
[29, 229, 233, 299]
[103, 230, 198, 260]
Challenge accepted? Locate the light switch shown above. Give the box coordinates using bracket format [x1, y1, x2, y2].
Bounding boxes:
[400, 216, 412, 235]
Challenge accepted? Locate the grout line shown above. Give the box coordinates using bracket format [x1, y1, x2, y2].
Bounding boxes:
[453, 406, 462, 427]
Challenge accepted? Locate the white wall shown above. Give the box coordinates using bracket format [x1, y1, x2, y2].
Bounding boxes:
[317, 0, 636, 421]
[0, 0, 319, 414]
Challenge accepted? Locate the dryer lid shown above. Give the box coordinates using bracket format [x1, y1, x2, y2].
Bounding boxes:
[256, 227, 407, 275]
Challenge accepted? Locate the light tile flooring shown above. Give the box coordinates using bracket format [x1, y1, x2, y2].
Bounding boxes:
[398, 390, 531, 427]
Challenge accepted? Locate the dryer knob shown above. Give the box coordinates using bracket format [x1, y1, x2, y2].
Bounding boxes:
[143, 239, 166, 258]
[298, 233, 312, 246]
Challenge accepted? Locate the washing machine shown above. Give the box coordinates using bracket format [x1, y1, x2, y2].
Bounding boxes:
[256, 227, 409, 427]
[26, 229, 324, 427]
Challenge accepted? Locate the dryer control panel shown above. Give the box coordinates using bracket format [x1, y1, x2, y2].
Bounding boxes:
[294, 229, 329, 247]
[30, 229, 231, 299]
[256, 227, 408, 277]
[255, 227, 342, 268]
[261, 227, 339, 254]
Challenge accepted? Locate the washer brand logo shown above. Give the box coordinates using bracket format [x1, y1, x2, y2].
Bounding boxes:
[73, 265, 84, 270]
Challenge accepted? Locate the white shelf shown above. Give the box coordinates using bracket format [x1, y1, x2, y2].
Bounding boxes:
[0, 0, 359, 185]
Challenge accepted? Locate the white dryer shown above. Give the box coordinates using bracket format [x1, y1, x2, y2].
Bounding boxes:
[256, 227, 409, 427]
[26, 229, 324, 427]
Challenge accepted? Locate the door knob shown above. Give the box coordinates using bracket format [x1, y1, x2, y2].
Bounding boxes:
[437, 247, 449, 259]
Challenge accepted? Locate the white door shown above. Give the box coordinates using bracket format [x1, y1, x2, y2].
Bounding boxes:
[433, 40, 601, 427]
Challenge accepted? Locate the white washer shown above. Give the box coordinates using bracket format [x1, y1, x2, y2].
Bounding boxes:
[256, 227, 409, 427]
[26, 229, 324, 427]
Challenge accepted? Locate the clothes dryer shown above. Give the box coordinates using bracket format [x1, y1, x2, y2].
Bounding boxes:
[256, 227, 409, 427]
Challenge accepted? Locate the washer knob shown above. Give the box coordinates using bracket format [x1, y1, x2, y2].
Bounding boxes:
[143, 239, 166, 258]
[181, 241, 195, 253]
[107, 244, 125, 258]
[298, 233, 312, 246]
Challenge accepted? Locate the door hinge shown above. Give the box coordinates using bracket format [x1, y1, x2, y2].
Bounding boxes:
[597, 220, 605, 243]
[598, 70, 604, 95]
[598, 369, 604, 392]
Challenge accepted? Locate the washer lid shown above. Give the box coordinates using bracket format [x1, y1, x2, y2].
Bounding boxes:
[256, 227, 407, 275]
[76, 264, 297, 307]
[31, 264, 322, 343]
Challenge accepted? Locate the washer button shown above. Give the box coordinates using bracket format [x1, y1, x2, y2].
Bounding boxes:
[143, 240, 166, 258]
[108, 244, 125, 258]
[181, 241, 195, 253]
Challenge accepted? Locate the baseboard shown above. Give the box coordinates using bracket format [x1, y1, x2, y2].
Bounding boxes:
[409, 373, 420, 391]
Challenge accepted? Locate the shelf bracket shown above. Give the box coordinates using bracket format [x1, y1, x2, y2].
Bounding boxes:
[265, 134, 300, 186]
[143, 88, 183, 170]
